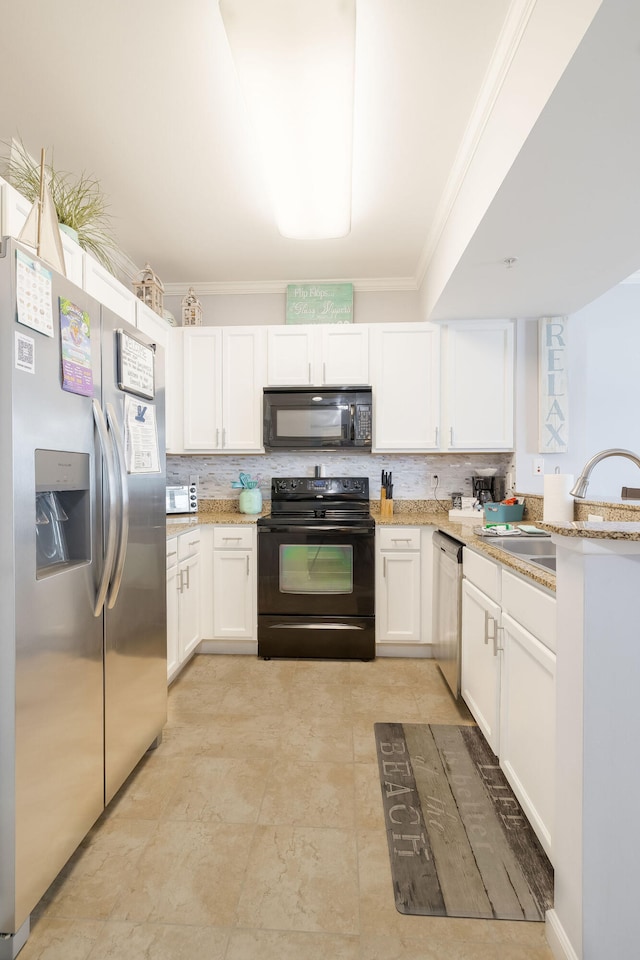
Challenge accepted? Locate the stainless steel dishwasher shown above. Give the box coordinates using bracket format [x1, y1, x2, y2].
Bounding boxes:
[432, 530, 464, 698]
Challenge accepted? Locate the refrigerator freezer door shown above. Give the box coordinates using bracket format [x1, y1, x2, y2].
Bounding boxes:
[99, 307, 167, 804]
[0, 242, 104, 934]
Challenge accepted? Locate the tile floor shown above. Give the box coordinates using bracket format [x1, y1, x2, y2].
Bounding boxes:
[22, 655, 555, 959]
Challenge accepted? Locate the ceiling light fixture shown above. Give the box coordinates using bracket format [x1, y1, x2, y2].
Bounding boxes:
[219, 0, 356, 240]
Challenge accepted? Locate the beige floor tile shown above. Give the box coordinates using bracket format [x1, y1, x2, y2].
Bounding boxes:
[193, 714, 284, 759]
[350, 685, 422, 721]
[352, 718, 380, 763]
[359, 933, 554, 960]
[15, 919, 104, 960]
[276, 715, 354, 762]
[23, 654, 554, 959]
[225, 928, 360, 960]
[355, 761, 386, 829]
[219, 680, 294, 716]
[295, 659, 353, 685]
[258, 759, 356, 827]
[105, 755, 187, 821]
[287, 681, 353, 719]
[86, 920, 229, 960]
[412, 692, 476, 724]
[109, 821, 254, 926]
[163, 756, 270, 823]
[235, 825, 359, 934]
[34, 819, 156, 920]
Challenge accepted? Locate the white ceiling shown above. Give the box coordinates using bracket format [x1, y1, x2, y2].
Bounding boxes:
[1, 1, 638, 317]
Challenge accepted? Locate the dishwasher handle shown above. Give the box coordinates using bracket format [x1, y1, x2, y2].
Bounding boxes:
[432, 530, 464, 562]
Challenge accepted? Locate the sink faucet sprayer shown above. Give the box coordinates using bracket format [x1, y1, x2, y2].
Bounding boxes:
[570, 448, 640, 498]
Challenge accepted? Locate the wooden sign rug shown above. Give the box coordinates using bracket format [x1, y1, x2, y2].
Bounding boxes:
[374, 722, 554, 920]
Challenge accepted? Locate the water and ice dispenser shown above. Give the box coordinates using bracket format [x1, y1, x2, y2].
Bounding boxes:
[35, 449, 91, 577]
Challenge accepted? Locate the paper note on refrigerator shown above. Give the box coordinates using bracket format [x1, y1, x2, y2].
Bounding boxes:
[124, 394, 160, 474]
[16, 249, 54, 337]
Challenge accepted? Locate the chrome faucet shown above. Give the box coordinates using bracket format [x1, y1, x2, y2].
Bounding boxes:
[570, 448, 640, 498]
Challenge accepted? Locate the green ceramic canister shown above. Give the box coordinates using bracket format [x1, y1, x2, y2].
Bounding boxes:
[239, 487, 262, 514]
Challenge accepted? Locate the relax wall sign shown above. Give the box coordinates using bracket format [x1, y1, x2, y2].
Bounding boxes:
[539, 316, 568, 453]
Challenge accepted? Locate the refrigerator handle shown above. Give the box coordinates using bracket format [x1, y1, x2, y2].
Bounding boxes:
[93, 399, 118, 617]
[106, 402, 130, 610]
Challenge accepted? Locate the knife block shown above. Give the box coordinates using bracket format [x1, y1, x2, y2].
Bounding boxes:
[380, 496, 394, 518]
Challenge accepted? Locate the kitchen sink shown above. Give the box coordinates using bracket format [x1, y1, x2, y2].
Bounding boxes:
[488, 537, 555, 557]
[486, 536, 556, 573]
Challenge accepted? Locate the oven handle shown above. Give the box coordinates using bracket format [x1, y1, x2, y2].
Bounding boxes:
[260, 524, 373, 534]
[268, 622, 366, 631]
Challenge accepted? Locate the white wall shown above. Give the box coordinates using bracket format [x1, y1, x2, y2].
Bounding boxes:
[515, 279, 640, 498]
[164, 289, 423, 328]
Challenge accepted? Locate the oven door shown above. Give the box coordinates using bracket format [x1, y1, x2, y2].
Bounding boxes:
[258, 524, 374, 618]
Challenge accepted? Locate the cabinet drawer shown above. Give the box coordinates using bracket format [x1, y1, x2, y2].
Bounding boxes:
[178, 529, 201, 560]
[213, 526, 254, 549]
[378, 526, 421, 551]
[166, 538, 178, 569]
[463, 547, 500, 602]
[501, 569, 556, 652]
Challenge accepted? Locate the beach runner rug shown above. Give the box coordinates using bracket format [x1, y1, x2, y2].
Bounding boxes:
[374, 723, 554, 920]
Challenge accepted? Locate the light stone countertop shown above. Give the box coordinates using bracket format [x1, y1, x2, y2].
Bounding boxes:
[166, 496, 640, 588]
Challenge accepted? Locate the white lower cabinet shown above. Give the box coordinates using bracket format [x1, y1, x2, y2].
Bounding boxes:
[461, 577, 501, 754]
[376, 527, 422, 643]
[499, 570, 556, 862]
[167, 529, 202, 682]
[212, 526, 256, 639]
[461, 547, 556, 862]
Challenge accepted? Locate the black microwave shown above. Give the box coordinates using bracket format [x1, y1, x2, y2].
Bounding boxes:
[263, 386, 372, 451]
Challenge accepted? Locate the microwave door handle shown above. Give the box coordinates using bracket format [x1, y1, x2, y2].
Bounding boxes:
[350, 404, 355, 441]
[92, 399, 118, 617]
[105, 402, 130, 610]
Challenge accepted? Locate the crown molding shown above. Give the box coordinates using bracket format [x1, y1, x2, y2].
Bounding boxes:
[415, 0, 538, 287]
[162, 276, 418, 297]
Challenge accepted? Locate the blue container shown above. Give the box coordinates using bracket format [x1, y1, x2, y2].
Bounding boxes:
[483, 502, 524, 523]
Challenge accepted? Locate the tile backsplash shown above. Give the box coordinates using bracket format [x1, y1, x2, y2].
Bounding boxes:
[167, 452, 514, 501]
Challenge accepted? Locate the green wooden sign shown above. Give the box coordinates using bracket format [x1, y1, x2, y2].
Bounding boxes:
[286, 283, 353, 324]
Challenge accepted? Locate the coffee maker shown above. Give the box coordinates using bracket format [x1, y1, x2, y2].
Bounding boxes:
[472, 474, 505, 506]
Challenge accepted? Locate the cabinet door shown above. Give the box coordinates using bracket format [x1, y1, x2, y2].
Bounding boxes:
[445, 320, 514, 450]
[500, 611, 555, 862]
[370, 323, 440, 451]
[84, 255, 136, 325]
[212, 550, 254, 638]
[320, 326, 369, 385]
[166, 561, 180, 681]
[267, 327, 314, 385]
[222, 327, 265, 450]
[461, 578, 501, 753]
[376, 551, 421, 642]
[178, 553, 201, 660]
[183, 328, 222, 450]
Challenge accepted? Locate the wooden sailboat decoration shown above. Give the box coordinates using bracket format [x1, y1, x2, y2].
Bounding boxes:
[18, 148, 66, 277]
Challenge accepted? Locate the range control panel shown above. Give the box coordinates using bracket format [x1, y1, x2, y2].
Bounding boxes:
[271, 477, 369, 499]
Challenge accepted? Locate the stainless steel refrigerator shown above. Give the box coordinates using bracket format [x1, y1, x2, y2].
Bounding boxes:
[0, 237, 167, 958]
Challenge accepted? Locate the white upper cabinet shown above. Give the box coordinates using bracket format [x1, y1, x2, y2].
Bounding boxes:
[175, 326, 265, 453]
[267, 324, 368, 386]
[0, 177, 84, 286]
[84, 255, 136, 325]
[369, 322, 440, 452]
[442, 320, 514, 450]
[319, 325, 369, 384]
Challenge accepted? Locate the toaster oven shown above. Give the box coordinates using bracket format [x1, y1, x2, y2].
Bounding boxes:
[166, 483, 198, 514]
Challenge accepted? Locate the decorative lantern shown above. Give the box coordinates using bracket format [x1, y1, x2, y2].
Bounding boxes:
[133, 263, 164, 317]
[181, 287, 203, 327]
